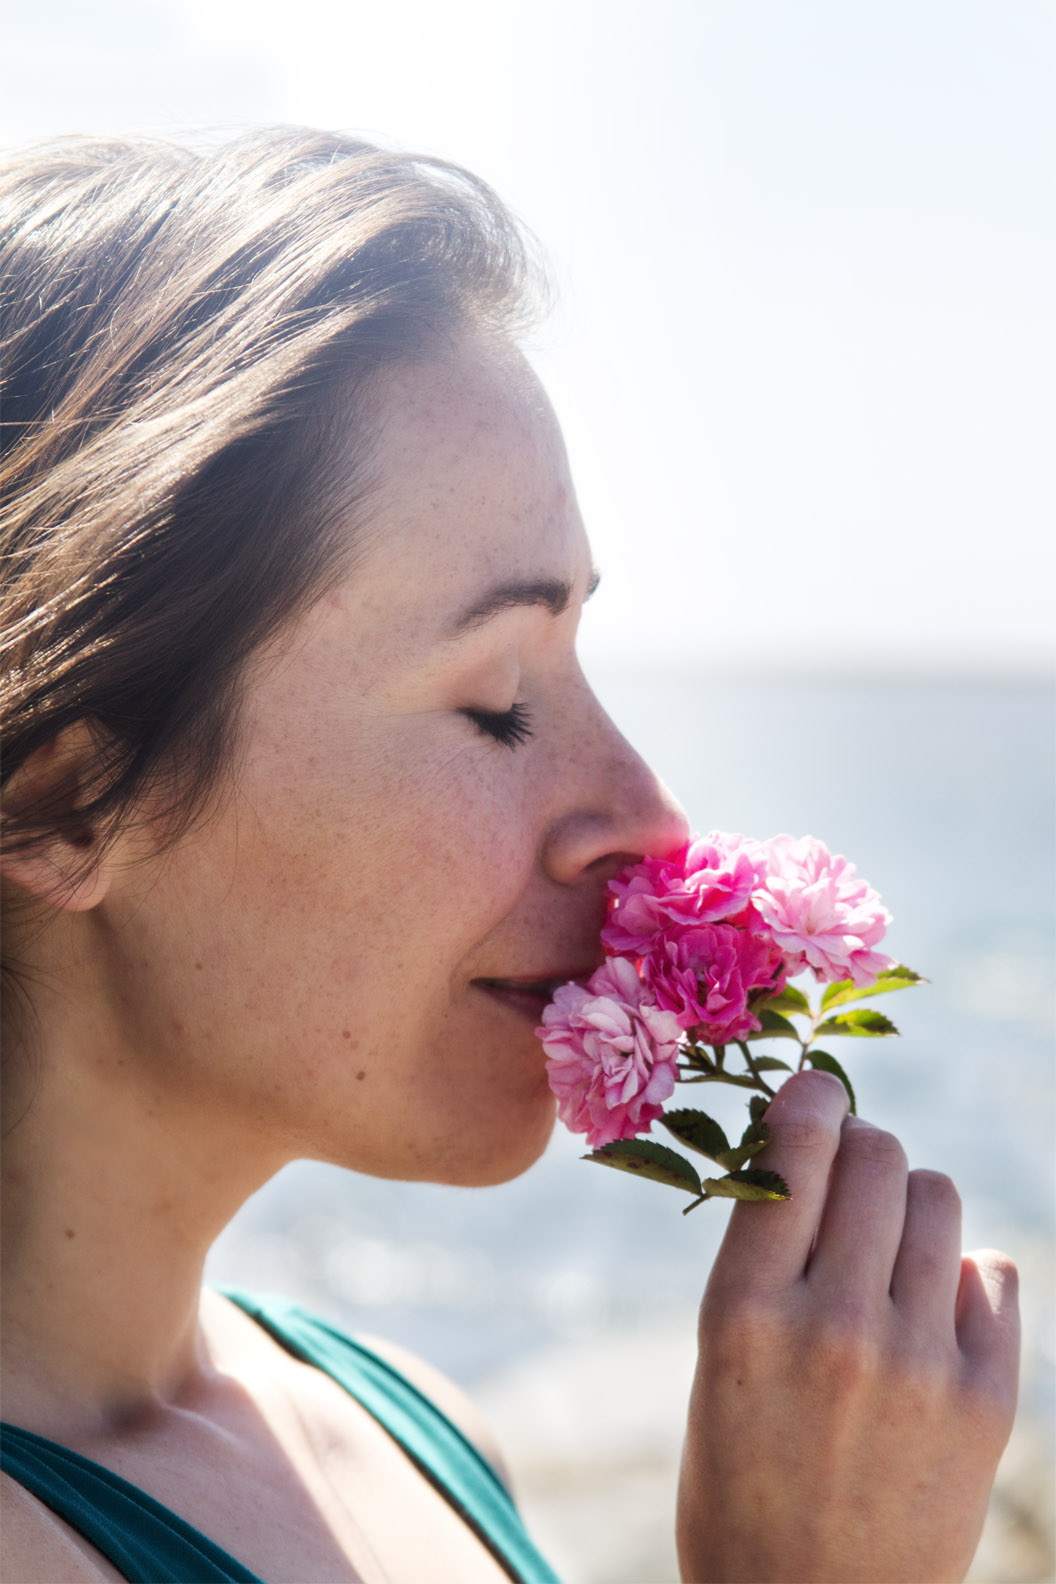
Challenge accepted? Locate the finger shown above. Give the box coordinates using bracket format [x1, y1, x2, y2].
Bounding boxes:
[888, 1169, 962, 1335]
[711, 1069, 849, 1292]
[806, 1117, 908, 1301]
[957, 1250, 1021, 1382]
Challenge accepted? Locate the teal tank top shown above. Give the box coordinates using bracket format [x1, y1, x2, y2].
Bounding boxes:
[0, 1290, 561, 1584]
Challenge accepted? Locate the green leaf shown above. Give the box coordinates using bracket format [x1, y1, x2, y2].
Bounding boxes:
[748, 1008, 801, 1040]
[750, 1056, 793, 1072]
[820, 965, 927, 1013]
[815, 1008, 899, 1038]
[716, 1119, 771, 1171]
[584, 1139, 702, 1195]
[807, 1050, 857, 1115]
[701, 1168, 791, 1202]
[761, 984, 813, 1018]
[749, 1094, 770, 1124]
[661, 1108, 731, 1162]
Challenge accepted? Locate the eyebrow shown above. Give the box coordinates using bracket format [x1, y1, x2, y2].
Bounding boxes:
[447, 566, 601, 637]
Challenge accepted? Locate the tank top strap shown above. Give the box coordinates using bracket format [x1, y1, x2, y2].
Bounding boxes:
[0, 1420, 262, 1582]
[222, 1289, 561, 1584]
[0, 1292, 561, 1584]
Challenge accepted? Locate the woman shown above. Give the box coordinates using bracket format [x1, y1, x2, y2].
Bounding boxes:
[0, 129, 1019, 1583]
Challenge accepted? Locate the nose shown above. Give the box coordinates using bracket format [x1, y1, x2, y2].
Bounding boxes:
[541, 689, 691, 887]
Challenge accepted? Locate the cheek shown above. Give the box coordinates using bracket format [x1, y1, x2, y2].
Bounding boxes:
[311, 735, 539, 927]
[186, 735, 539, 1060]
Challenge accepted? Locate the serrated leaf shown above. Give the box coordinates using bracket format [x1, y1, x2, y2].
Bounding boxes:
[761, 984, 812, 1018]
[701, 1168, 791, 1202]
[807, 1050, 857, 1114]
[820, 965, 926, 1013]
[815, 1008, 899, 1038]
[661, 1108, 731, 1162]
[584, 1138, 702, 1195]
[750, 1056, 793, 1072]
[749, 1094, 770, 1123]
[748, 1008, 800, 1040]
[716, 1119, 770, 1171]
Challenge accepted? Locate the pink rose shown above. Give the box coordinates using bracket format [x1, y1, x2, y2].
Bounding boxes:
[537, 956, 683, 1148]
[602, 831, 769, 956]
[754, 834, 896, 987]
[642, 919, 786, 1044]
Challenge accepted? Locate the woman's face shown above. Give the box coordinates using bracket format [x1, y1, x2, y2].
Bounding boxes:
[100, 336, 688, 1185]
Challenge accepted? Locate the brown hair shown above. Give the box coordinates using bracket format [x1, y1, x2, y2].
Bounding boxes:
[1, 127, 536, 886]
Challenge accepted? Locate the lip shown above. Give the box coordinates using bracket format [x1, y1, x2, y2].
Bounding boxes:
[473, 969, 598, 1022]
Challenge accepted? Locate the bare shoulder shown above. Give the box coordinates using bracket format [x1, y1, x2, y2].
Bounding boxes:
[356, 1333, 513, 1493]
[1, 1473, 126, 1583]
[205, 1292, 515, 1496]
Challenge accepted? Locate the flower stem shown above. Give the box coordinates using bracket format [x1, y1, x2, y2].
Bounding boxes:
[736, 1040, 777, 1098]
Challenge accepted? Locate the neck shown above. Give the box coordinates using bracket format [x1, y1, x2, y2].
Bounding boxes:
[1, 991, 287, 1440]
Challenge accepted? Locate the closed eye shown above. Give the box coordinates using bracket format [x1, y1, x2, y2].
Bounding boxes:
[462, 702, 534, 749]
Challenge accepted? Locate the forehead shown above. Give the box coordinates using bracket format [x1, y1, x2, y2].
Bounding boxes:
[345, 337, 586, 622]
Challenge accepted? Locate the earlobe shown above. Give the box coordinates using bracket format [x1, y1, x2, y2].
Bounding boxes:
[0, 726, 114, 913]
[1, 841, 111, 912]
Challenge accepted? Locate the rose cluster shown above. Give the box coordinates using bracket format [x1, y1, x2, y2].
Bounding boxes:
[538, 832, 894, 1148]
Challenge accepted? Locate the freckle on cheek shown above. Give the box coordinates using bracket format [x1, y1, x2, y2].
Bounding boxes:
[64, 1228, 75, 1239]
[356, 1071, 366, 1082]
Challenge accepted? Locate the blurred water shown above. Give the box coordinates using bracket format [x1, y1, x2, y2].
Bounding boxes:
[207, 675, 1055, 1391]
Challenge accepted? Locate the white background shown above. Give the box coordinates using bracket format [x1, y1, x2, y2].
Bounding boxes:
[4, 0, 1054, 675]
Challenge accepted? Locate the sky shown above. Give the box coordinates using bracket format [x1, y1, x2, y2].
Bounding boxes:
[4, 0, 1054, 675]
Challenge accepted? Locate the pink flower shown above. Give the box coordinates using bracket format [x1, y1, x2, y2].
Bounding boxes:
[537, 957, 683, 1148]
[602, 832, 769, 956]
[642, 919, 786, 1044]
[754, 834, 896, 987]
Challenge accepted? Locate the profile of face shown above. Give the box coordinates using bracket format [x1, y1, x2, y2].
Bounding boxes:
[85, 336, 688, 1187]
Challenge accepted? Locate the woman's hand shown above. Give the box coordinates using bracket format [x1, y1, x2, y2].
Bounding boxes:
[677, 1071, 1019, 1584]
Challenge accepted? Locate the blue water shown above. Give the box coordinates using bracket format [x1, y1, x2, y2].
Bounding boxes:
[207, 676, 1055, 1385]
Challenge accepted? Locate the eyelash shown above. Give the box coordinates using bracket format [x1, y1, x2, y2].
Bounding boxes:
[462, 701, 534, 749]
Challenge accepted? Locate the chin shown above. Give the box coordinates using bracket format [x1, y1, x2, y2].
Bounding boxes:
[440, 1109, 557, 1188]
[415, 1086, 558, 1188]
[335, 1087, 558, 1189]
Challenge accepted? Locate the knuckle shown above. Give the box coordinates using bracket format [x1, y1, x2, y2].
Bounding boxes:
[890, 1341, 957, 1412]
[699, 1288, 784, 1365]
[844, 1124, 906, 1175]
[908, 1167, 959, 1206]
[770, 1114, 838, 1156]
[810, 1303, 883, 1387]
[901, 1238, 951, 1290]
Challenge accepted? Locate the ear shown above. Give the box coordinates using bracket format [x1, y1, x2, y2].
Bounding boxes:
[1, 726, 114, 913]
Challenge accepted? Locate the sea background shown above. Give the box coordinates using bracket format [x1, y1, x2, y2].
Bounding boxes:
[207, 671, 1056, 1584]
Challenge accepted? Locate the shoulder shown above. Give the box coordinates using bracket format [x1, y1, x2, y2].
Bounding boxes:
[352, 1332, 513, 1493]
[207, 1291, 514, 1495]
[1, 1473, 125, 1583]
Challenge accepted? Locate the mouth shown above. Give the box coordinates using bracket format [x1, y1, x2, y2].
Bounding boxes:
[472, 970, 596, 1022]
